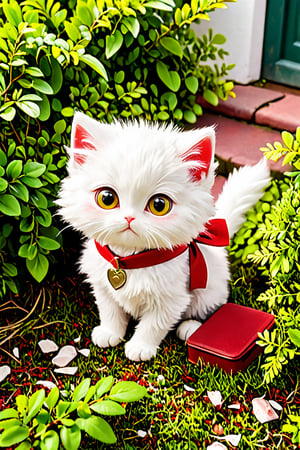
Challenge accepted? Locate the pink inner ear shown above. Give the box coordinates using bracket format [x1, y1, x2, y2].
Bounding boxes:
[182, 137, 212, 181]
[73, 124, 96, 165]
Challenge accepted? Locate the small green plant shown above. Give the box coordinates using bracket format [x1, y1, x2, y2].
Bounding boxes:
[231, 127, 300, 384]
[0, 376, 147, 449]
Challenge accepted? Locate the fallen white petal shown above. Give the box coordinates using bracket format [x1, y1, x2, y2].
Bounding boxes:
[228, 403, 241, 410]
[207, 443, 227, 450]
[0, 365, 11, 383]
[78, 348, 90, 358]
[36, 380, 56, 390]
[73, 336, 81, 343]
[38, 339, 58, 354]
[12, 347, 19, 359]
[52, 345, 77, 367]
[269, 399, 283, 411]
[184, 384, 195, 392]
[207, 390, 223, 408]
[54, 366, 78, 375]
[252, 397, 279, 423]
[137, 430, 147, 438]
[223, 434, 241, 446]
[157, 375, 165, 382]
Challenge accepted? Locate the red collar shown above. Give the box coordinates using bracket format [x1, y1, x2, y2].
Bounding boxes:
[94, 218, 229, 290]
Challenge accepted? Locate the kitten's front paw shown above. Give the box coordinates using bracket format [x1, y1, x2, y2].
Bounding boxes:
[125, 339, 158, 362]
[92, 325, 123, 348]
[176, 320, 202, 341]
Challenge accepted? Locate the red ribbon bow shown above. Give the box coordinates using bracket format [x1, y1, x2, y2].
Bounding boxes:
[94, 218, 229, 290]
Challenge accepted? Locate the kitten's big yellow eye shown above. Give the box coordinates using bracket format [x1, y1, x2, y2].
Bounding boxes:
[147, 195, 172, 216]
[95, 188, 119, 209]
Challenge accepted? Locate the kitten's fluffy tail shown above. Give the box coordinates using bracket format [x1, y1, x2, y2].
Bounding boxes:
[215, 159, 271, 238]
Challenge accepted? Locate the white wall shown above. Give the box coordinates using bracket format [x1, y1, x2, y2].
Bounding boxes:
[193, 0, 267, 84]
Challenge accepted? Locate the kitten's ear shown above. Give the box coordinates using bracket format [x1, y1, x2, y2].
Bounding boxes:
[181, 128, 215, 181]
[69, 112, 97, 166]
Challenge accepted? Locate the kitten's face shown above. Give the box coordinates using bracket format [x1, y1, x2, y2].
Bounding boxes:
[58, 113, 216, 254]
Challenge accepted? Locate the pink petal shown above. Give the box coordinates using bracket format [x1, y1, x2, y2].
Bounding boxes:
[13, 347, 19, 359]
[52, 345, 77, 367]
[207, 443, 227, 450]
[223, 434, 241, 446]
[252, 397, 279, 423]
[0, 365, 11, 383]
[228, 403, 241, 410]
[207, 390, 223, 408]
[54, 366, 78, 375]
[269, 399, 283, 411]
[184, 384, 195, 392]
[78, 348, 90, 358]
[36, 380, 56, 390]
[38, 339, 58, 353]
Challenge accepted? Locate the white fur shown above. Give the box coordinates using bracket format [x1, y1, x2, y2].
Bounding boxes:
[57, 112, 270, 361]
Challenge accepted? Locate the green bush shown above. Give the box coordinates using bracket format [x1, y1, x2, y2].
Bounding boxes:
[230, 128, 300, 384]
[0, 0, 234, 298]
[0, 376, 147, 449]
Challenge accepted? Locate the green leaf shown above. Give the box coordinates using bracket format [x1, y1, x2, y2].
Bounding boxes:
[184, 110, 197, 123]
[211, 33, 226, 45]
[0, 194, 21, 216]
[9, 182, 29, 203]
[90, 399, 126, 416]
[49, 58, 63, 95]
[21, 176, 43, 188]
[72, 378, 91, 403]
[32, 79, 54, 95]
[95, 376, 114, 399]
[0, 408, 19, 420]
[0, 425, 29, 447]
[79, 54, 108, 81]
[45, 387, 60, 410]
[123, 17, 140, 38]
[37, 93, 51, 121]
[203, 88, 219, 106]
[3, 1, 23, 27]
[65, 21, 82, 41]
[60, 424, 81, 450]
[23, 161, 46, 178]
[77, 402, 91, 418]
[156, 61, 181, 92]
[40, 430, 59, 450]
[0, 106, 16, 121]
[160, 37, 183, 57]
[26, 252, 49, 282]
[17, 101, 40, 118]
[38, 236, 60, 251]
[288, 328, 300, 347]
[144, 1, 174, 11]
[6, 160, 22, 179]
[109, 381, 147, 403]
[24, 390, 45, 425]
[105, 30, 123, 59]
[185, 76, 199, 94]
[16, 395, 28, 417]
[282, 130, 294, 149]
[80, 416, 117, 444]
[15, 440, 31, 450]
[0, 178, 8, 192]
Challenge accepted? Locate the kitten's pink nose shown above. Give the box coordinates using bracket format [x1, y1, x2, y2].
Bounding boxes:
[125, 216, 135, 225]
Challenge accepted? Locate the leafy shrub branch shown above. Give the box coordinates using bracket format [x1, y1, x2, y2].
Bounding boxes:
[231, 127, 300, 384]
[0, 376, 147, 449]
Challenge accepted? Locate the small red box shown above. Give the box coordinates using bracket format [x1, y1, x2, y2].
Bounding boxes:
[187, 303, 274, 373]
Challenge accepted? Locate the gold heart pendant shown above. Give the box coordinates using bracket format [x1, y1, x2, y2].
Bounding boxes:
[107, 268, 127, 290]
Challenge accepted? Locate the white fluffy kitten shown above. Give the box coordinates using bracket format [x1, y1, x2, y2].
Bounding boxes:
[57, 111, 270, 361]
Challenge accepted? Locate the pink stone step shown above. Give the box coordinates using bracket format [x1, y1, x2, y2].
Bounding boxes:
[255, 94, 300, 133]
[198, 85, 284, 121]
[196, 113, 284, 173]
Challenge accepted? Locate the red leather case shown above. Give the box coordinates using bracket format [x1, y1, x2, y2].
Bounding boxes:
[187, 303, 275, 373]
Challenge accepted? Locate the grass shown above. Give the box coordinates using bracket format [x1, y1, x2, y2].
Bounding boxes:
[0, 258, 299, 449]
